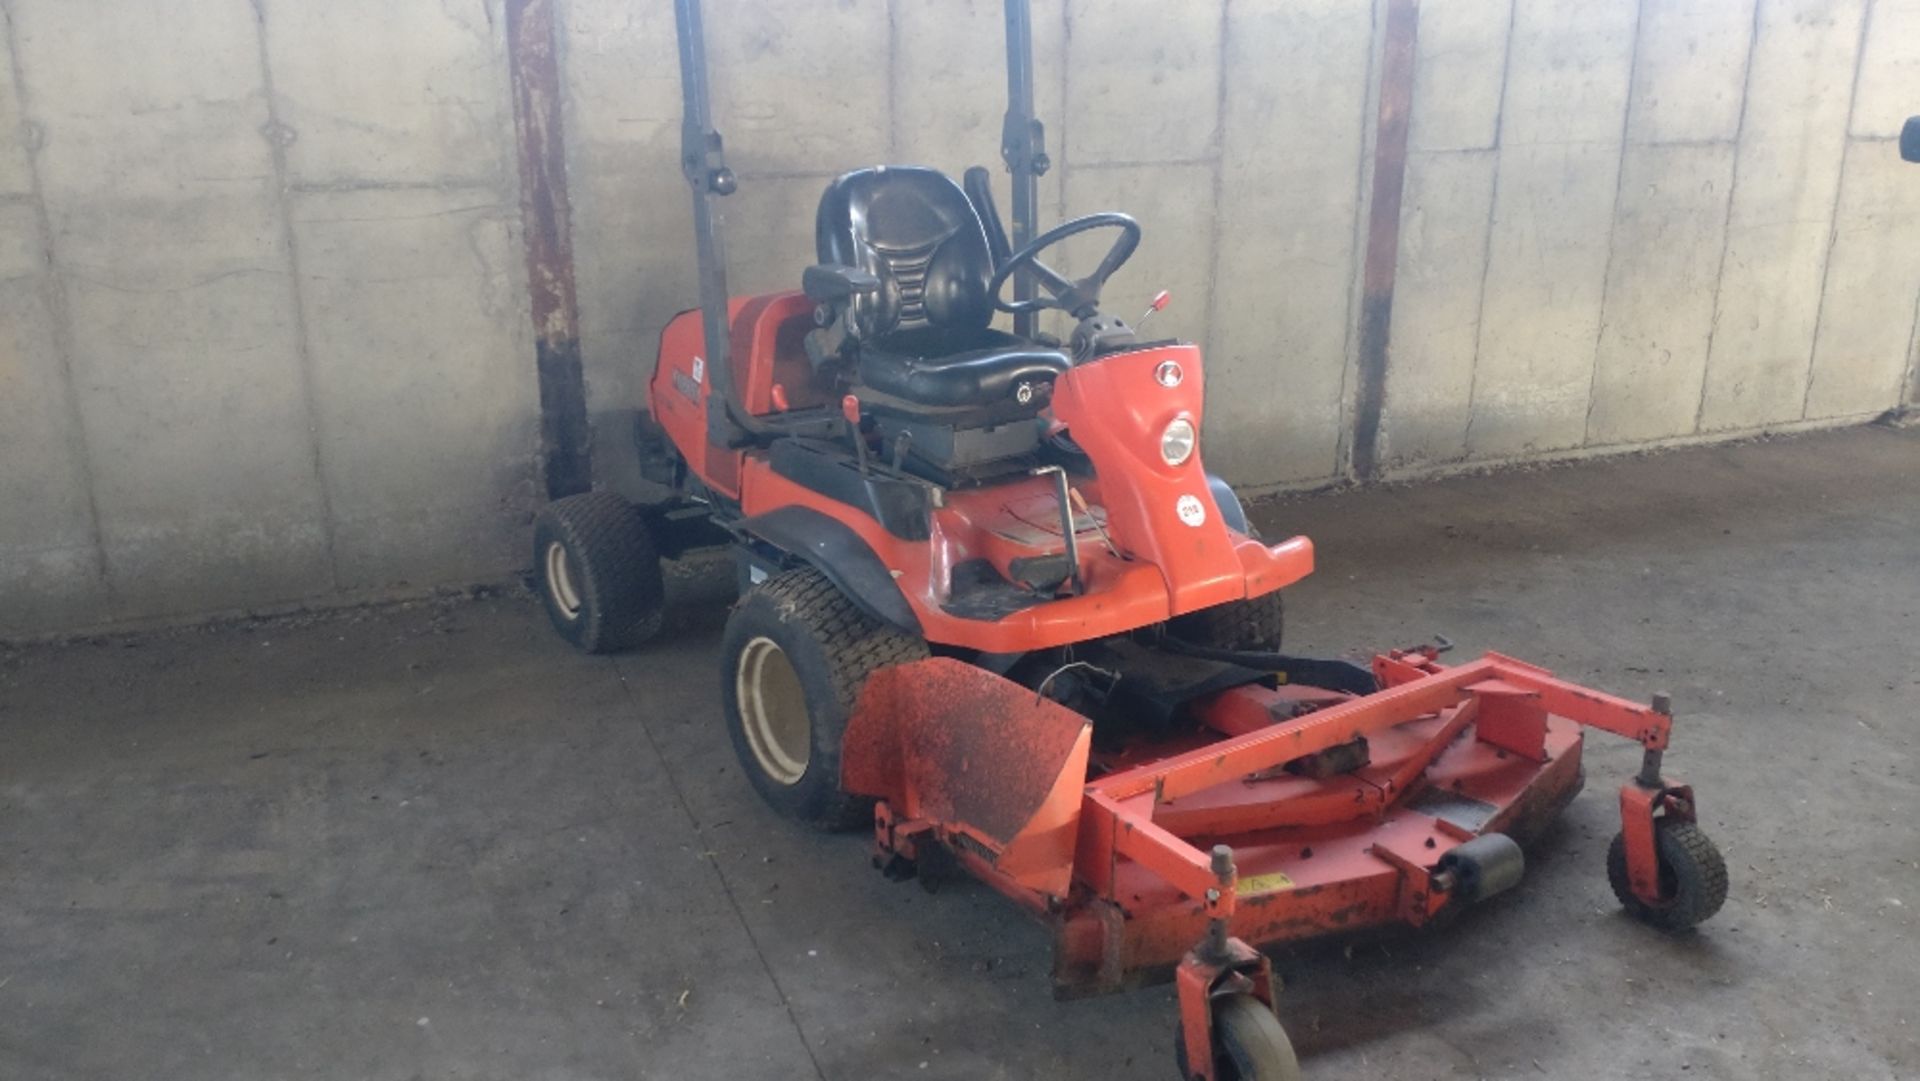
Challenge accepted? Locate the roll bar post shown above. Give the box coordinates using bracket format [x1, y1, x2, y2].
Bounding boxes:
[1000, 0, 1050, 340]
[673, 0, 756, 447]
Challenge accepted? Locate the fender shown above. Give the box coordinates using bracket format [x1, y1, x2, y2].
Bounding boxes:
[735, 505, 922, 633]
[1051, 344, 1246, 616]
[1206, 474, 1250, 536]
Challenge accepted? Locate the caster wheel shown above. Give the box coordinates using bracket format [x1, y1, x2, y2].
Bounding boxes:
[1174, 994, 1302, 1081]
[1608, 818, 1728, 931]
[533, 492, 665, 653]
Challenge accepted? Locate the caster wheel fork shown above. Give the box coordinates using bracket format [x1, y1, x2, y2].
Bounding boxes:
[1173, 933, 1300, 1081]
[1613, 779, 1728, 931]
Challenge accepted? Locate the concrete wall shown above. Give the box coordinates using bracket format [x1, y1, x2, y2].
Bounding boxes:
[1, 0, 537, 638]
[4, 0, 1917, 637]
[1385, 0, 1920, 469]
[566, 0, 1920, 491]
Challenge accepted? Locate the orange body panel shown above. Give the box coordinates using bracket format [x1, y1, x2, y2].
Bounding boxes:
[649, 303, 745, 498]
[648, 293, 835, 499]
[649, 293, 1314, 652]
[1050, 344, 1248, 616]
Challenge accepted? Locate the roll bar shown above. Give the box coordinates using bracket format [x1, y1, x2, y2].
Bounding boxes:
[672, 0, 1051, 446]
[672, 0, 753, 446]
[999, 0, 1049, 339]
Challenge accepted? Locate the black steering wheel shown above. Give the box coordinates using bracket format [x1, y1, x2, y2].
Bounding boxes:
[988, 212, 1142, 319]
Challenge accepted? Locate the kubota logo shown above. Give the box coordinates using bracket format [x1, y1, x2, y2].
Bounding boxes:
[1154, 360, 1183, 387]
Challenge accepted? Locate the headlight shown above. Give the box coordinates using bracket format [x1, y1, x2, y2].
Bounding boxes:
[1160, 418, 1196, 466]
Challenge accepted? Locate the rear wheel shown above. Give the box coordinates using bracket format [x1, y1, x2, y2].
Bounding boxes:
[533, 492, 665, 653]
[1175, 995, 1302, 1081]
[1171, 591, 1285, 652]
[720, 569, 928, 830]
[1607, 818, 1728, 931]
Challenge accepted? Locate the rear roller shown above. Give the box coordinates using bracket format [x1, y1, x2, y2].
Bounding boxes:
[1437, 832, 1525, 903]
[1174, 995, 1302, 1081]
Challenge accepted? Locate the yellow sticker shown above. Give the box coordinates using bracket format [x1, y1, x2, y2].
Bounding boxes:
[1239, 871, 1295, 895]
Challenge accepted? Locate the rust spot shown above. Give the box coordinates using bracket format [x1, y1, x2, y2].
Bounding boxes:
[1349, 0, 1419, 481]
[1326, 902, 1370, 926]
[506, 1, 579, 346]
[506, 0, 589, 497]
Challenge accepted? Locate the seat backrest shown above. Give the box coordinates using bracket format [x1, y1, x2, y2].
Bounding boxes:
[816, 167, 995, 339]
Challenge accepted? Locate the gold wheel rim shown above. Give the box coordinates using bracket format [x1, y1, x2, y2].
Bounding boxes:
[545, 541, 582, 619]
[736, 636, 810, 785]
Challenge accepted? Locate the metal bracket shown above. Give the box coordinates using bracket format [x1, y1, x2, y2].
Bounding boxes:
[1175, 935, 1273, 1081]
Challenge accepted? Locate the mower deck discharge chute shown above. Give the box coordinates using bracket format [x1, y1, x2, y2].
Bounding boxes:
[844, 658, 1092, 899]
[530, 2, 1730, 1076]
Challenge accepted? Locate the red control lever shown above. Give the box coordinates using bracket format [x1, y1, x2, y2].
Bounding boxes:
[1139, 290, 1172, 328]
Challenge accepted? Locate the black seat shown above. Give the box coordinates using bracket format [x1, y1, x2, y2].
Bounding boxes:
[809, 167, 1068, 409]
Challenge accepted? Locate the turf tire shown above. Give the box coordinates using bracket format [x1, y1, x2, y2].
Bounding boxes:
[1171, 591, 1286, 653]
[1174, 994, 1302, 1081]
[1607, 818, 1728, 931]
[533, 492, 666, 653]
[721, 568, 928, 831]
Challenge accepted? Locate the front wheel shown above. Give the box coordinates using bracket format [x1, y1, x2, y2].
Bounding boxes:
[1171, 591, 1285, 653]
[720, 569, 928, 830]
[1175, 995, 1302, 1081]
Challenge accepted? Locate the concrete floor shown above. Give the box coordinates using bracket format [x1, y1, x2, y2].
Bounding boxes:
[3, 426, 1917, 1081]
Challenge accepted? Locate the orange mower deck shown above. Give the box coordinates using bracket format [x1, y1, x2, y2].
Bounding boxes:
[846, 645, 1702, 1081]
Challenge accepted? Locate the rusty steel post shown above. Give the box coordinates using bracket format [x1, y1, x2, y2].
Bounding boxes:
[1349, 0, 1420, 483]
[506, 0, 592, 498]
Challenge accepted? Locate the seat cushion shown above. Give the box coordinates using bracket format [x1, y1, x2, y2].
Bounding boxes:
[857, 327, 1070, 409]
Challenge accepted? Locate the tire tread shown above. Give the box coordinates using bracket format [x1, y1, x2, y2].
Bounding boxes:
[536, 492, 666, 653]
[1172, 591, 1286, 652]
[1606, 818, 1728, 931]
[1213, 994, 1302, 1081]
[729, 569, 927, 830]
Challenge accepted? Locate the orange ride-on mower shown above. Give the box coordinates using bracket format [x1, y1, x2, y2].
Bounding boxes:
[531, 2, 1729, 1077]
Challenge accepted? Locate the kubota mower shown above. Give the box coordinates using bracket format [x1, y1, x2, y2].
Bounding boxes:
[532, 3, 1729, 1077]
